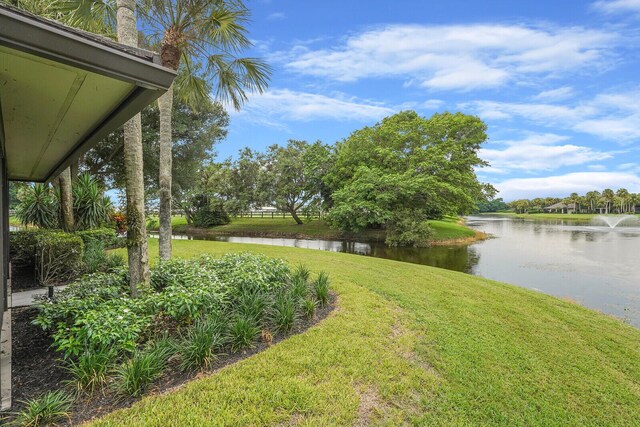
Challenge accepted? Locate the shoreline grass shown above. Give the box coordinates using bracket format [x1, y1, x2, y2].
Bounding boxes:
[93, 239, 640, 426]
[148, 215, 480, 244]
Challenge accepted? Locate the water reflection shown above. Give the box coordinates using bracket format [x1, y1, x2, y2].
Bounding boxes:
[149, 232, 480, 274]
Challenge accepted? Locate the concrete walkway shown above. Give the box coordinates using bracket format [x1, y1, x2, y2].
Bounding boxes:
[11, 286, 66, 308]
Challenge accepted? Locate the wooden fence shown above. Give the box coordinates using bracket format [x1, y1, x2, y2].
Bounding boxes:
[235, 211, 325, 220]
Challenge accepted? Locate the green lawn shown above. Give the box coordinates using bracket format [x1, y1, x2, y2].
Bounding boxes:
[93, 239, 640, 426]
[149, 215, 477, 243]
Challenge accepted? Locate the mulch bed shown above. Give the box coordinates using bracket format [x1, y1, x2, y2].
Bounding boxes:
[6, 294, 336, 426]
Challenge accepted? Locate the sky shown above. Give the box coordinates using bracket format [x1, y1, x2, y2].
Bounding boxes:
[219, 0, 640, 201]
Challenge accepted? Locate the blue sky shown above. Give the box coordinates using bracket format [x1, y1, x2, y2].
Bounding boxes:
[219, 0, 640, 201]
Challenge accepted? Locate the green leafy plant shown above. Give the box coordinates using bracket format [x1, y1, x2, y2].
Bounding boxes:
[227, 315, 260, 352]
[8, 390, 73, 426]
[76, 227, 118, 248]
[64, 349, 112, 394]
[35, 232, 84, 286]
[292, 264, 311, 283]
[112, 344, 172, 397]
[83, 240, 109, 274]
[15, 183, 58, 229]
[313, 272, 330, 308]
[9, 230, 40, 267]
[290, 275, 309, 302]
[270, 290, 298, 334]
[73, 174, 113, 230]
[178, 316, 226, 371]
[300, 297, 317, 320]
[235, 288, 269, 326]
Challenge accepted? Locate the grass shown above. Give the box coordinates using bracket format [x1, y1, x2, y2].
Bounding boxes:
[91, 239, 640, 426]
[148, 215, 478, 243]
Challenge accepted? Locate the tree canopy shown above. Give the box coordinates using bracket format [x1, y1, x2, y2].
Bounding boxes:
[326, 111, 494, 243]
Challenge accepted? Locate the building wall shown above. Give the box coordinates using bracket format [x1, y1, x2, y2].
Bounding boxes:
[0, 156, 9, 411]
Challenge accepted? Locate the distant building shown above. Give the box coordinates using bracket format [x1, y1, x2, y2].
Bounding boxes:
[544, 202, 579, 214]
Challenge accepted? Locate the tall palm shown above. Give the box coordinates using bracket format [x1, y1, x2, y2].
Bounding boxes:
[601, 188, 615, 214]
[140, 0, 271, 260]
[116, 0, 150, 295]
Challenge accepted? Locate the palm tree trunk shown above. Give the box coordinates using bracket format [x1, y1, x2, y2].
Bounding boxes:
[58, 167, 74, 232]
[117, 0, 149, 296]
[158, 84, 173, 260]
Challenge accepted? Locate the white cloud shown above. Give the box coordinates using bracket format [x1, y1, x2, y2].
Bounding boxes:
[533, 86, 575, 101]
[463, 89, 640, 143]
[588, 164, 608, 171]
[266, 12, 286, 20]
[592, 0, 640, 14]
[421, 99, 445, 110]
[232, 89, 395, 128]
[481, 133, 612, 173]
[495, 172, 640, 200]
[282, 24, 618, 91]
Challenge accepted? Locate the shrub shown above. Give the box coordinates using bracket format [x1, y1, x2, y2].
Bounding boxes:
[35, 232, 84, 286]
[178, 316, 226, 371]
[385, 211, 434, 247]
[313, 272, 330, 308]
[83, 240, 109, 274]
[201, 253, 290, 294]
[270, 290, 298, 334]
[192, 198, 230, 228]
[234, 288, 269, 326]
[112, 344, 171, 397]
[9, 230, 40, 267]
[9, 390, 73, 427]
[33, 270, 151, 357]
[64, 349, 112, 394]
[76, 228, 118, 249]
[83, 240, 126, 274]
[227, 315, 260, 352]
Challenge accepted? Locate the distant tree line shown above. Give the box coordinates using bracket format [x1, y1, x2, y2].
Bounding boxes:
[507, 189, 640, 214]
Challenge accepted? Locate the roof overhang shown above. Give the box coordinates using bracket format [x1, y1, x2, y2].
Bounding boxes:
[0, 4, 176, 182]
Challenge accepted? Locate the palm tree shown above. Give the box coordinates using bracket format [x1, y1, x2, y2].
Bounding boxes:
[117, 0, 150, 295]
[58, 168, 75, 231]
[585, 191, 600, 214]
[601, 188, 615, 214]
[140, 0, 271, 260]
[616, 188, 630, 214]
[568, 192, 580, 213]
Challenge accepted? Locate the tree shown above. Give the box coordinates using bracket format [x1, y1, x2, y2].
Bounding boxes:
[57, 168, 75, 231]
[84, 94, 229, 199]
[117, 0, 149, 295]
[601, 188, 615, 215]
[585, 191, 600, 214]
[256, 140, 331, 225]
[616, 188, 630, 213]
[326, 111, 494, 241]
[139, 0, 271, 260]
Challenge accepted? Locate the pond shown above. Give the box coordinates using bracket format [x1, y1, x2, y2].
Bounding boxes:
[153, 215, 640, 327]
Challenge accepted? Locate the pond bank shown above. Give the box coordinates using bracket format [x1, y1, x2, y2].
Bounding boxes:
[151, 216, 486, 246]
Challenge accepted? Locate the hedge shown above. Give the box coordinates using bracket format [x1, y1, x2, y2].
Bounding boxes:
[35, 232, 84, 286]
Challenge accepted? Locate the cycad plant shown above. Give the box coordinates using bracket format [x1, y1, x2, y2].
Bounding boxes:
[73, 173, 113, 230]
[15, 183, 58, 228]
